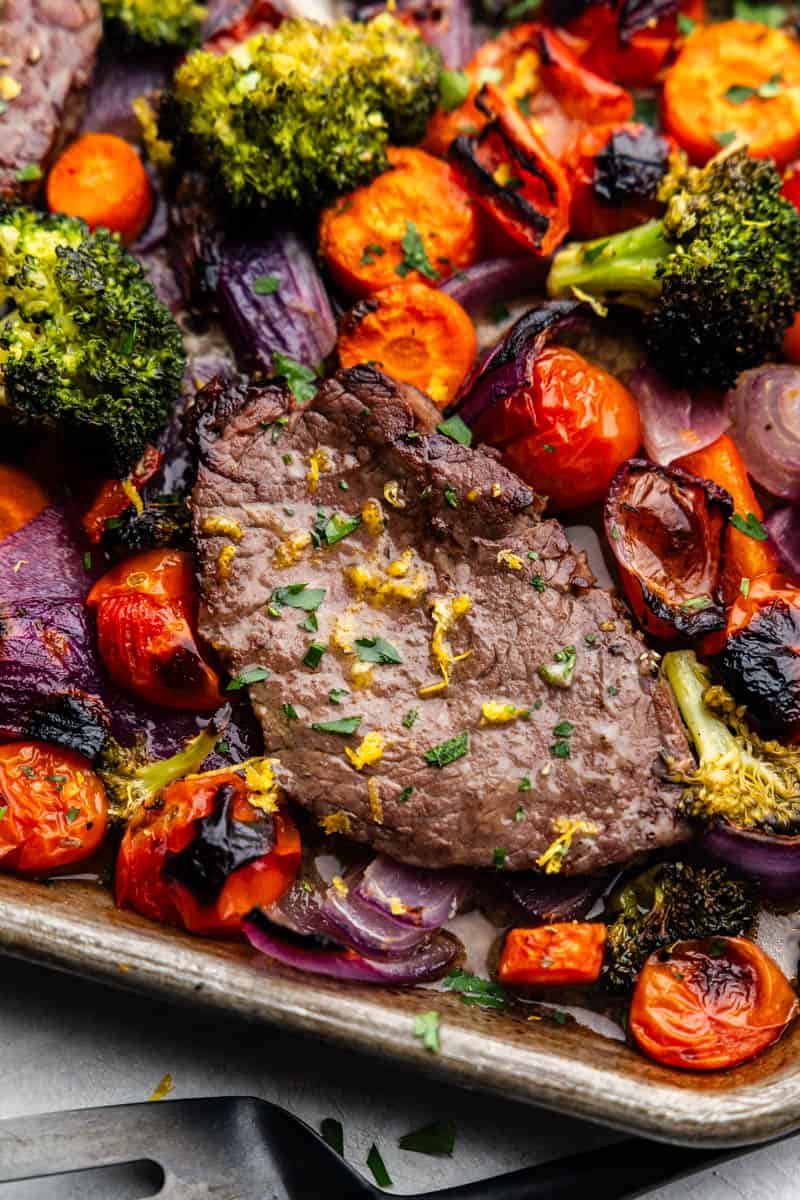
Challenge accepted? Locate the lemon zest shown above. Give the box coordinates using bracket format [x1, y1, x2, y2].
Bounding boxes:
[321, 810, 352, 835]
[419, 594, 472, 697]
[383, 480, 406, 509]
[202, 513, 243, 542]
[216, 544, 236, 579]
[368, 776, 383, 824]
[331, 874, 348, 897]
[346, 731, 386, 771]
[121, 477, 144, 517]
[273, 530, 311, 567]
[536, 818, 598, 875]
[481, 701, 530, 724]
[244, 757, 281, 814]
[306, 448, 330, 494]
[361, 499, 384, 535]
[497, 549, 523, 570]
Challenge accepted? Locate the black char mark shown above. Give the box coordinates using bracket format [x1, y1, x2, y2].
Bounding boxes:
[713, 600, 800, 744]
[592, 127, 671, 207]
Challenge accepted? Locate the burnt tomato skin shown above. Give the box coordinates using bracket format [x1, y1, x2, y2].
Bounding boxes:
[605, 458, 732, 640]
[563, 122, 673, 238]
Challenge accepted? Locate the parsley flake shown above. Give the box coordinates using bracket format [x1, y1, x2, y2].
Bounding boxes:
[282, 703, 299, 721]
[439, 67, 470, 112]
[444, 968, 507, 1010]
[367, 1144, 392, 1188]
[731, 511, 768, 541]
[329, 688, 349, 705]
[518, 775, 531, 792]
[443, 485, 459, 508]
[402, 708, 418, 729]
[423, 732, 469, 768]
[226, 664, 269, 690]
[0, 806, 7, 821]
[253, 274, 279, 295]
[515, 805, 526, 821]
[273, 352, 318, 405]
[413, 1009, 441, 1053]
[320, 1118, 343, 1155]
[65, 805, 80, 824]
[493, 847, 507, 868]
[395, 220, 439, 282]
[354, 636, 402, 664]
[311, 716, 363, 735]
[270, 583, 326, 613]
[399, 1121, 456, 1157]
[302, 642, 327, 670]
[16, 163, 43, 182]
[436, 414, 472, 446]
[398, 786, 415, 803]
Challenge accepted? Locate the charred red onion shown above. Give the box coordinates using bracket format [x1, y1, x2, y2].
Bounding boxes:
[628, 366, 730, 467]
[699, 823, 800, 901]
[727, 365, 800, 501]
[439, 256, 549, 314]
[502, 872, 608, 923]
[765, 505, 800, 579]
[355, 855, 470, 928]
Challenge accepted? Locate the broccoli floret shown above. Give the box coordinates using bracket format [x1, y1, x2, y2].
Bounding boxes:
[602, 861, 755, 993]
[547, 150, 800, 388]
[663, 650, 800, 830]
[101, 494, 193, 559]
[99, 711, 225, 823]
[102, 0, 206, 47]
[0, 206, 185, 475]
[162, 13, 441, 212]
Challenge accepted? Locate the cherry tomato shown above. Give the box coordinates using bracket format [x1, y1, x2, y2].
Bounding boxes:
[630, 937, 798, 1071]
[87, 549, 223, 711]
[499, 923, 607, 986]
[82, 445, 162, 544]
[0, 742, 108, 875]
[115, 768, 301, 937]
[473, 345, 642, 511]
[561, 0, 705, 89]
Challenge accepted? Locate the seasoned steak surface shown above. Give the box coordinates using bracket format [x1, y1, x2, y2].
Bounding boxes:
[193, 367, 691, 874]
[0, 0, 102, 200]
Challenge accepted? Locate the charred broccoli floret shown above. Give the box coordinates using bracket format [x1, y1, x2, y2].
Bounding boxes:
[101, 0, 206, 47]
[547, 150, 800, 388]
[101, 494, 193, 560]
[602, 861, 755, 993]
[98, 712, 225, 823]
[663, 650, 800, 830]
[162, 14, 441, 211]
[0, 206, 185, 475]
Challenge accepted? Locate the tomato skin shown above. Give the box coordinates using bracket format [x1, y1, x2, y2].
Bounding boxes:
[0, 742, 108, 875]
[562, 0, 705, 88]
[87, 550, 223, 711]
[82, 445, 162, 544]
[499, 923, 607, 986]
[474, 345, 642, 511]
[115, 771, 301, 937]
[630, 937, 798, 1071]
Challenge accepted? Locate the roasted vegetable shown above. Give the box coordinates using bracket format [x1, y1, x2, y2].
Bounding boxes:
[604, 458, 731, 639]
[563, 122, 673, 239]
[46, 133, 153, 244]
[704, 575, 800, 746]
[602, 861, 754, 993]
[162, 14, 442, 212]
[663, 650, 800, 831]
[499, 923, 607, 986]
[548, 150, 800, 389]
[100, 494, 194, 559]
[0, 206, 185, 475]
[101, 0, 207, 47]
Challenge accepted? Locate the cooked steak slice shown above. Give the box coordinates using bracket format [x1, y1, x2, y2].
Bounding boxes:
[193, 366, 692, 874]
[0, 0, 102, 201]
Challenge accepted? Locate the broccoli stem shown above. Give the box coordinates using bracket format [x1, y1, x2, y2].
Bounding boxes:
[662, 650, 739, 767]
[547, 219, 672, 300]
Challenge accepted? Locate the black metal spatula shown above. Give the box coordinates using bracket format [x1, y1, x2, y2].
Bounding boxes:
[0, 1096, 774, 1199]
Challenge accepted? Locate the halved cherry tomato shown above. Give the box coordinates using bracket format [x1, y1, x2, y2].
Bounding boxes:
[0, 742, 108, 875]
[499, 923, 607, 986]
[115, 768, 301, 936]
[562, 122, 674, 239]
[630, 937, 798, 1071]
[560, 0, 705, 89]
[675, 434, 778, 606]
[82, 444, 163, 544]
[0, 464, 48, 542]
[473, 344, 642, 510]
[87, 549, 223, 711]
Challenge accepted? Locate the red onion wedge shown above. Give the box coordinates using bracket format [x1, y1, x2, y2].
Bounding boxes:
[628, 366, 730, 467]
[355, 855, 470, 929]
[699, 823, 800, 901]
[727, 365, 800, 501]
[439, 256, 549, 314]
[501, 872, 608, 924]
[765, 505, 800, 579]
[244, 911, 462, 983]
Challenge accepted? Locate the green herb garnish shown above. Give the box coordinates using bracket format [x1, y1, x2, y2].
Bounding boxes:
[398, 1121, 456, 1157]
[439, 67, 470, 112]
[402, 708, 418, 729]
[282, 703, 299, 721]
[273, 352, 318, 405]
[322, 512, 362, 545]
[16, 163, 43, 182]
[493, 847, 507, 868]
[730, 511, 768, 541]
[329, 688, 349, 705]
[443, 968, 507, 1010]
[398, 786, 415, 803]
[320, 1117, 344, 1155]
[443, 485, 459, 508]
[436, 414, 472, 446]
[253, 274, 279, 295]
[65, 806, 80, 824]
[270, 582, 326, 612]
[366, 1144, 392, 1188]
[423, 732, 468, 768]
[311, 716, 363, 735]
[354, 636, 402, 664]
[303, 642, 327, 670]
[226, 664, 270, 690]
[539, 645, 577, 689]
[518, 775, 531, 792]
[413, 1010, 441, 1053]
[396, 220, 439, 282]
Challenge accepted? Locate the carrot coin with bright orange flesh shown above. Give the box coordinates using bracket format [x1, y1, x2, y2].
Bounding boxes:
[663, 21, 800, 168]
[318, 147, 480, 299]
[0, 465, 48, 542]
[337, 282, 477, 409]
[630, 937, 798, 1071]
[47, 133, 153, 242]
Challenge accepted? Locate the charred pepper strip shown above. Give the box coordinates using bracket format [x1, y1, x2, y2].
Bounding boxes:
[448, 84, 571, 256]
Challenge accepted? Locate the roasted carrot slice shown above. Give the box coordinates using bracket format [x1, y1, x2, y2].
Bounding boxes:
[337, 281, 477, 409]
[498, 923, 607, 986]
[663, 21, 800, 168]
[47, 133, 153, 243]
[0, 465, 48, 542]
[318, 147, 480, 300]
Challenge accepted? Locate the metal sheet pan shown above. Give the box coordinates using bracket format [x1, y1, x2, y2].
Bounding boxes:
[0, 873, 799, 1146]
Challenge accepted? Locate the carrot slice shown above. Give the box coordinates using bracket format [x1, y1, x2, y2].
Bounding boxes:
[318, 146, 480, 299]
[337, 281, 477, 409]
[498, 923, 607, 986]
[47, 133, 153, 243]
[663, 21, 800, 168]
[0, 465, 49, 542]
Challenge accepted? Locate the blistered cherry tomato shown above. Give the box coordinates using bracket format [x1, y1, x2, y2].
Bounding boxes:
[0, 742, 108, 874]
[115, 769, 301, 937]
[87, 550, 223, 711]
[473, 345, 642, 511]
[630, 937, 798, 1071]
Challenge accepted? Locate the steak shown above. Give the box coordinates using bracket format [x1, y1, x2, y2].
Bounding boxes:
[0, 0, 102, 200]
[193, 366, 692, 874]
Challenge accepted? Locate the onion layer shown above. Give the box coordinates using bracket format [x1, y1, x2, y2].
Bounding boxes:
[439, 257, 549, 314]
[628, 366, 730, 467]
[765, 505, 800, 579]
[699, 822, 800, 900]
[727, 365, 800, 500]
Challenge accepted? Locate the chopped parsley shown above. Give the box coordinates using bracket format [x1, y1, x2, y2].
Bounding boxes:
[282, 703, 299, 721]
[436, 414, 472, 446]
[270, 582, 326, 612]
[302, 642, 327, 670]
[680, 595, 714, 614]
[553, 719, 574, 737]
[83, 551, 92, 571]
[311, 715, 363, 735]
[725, 73, 782, 104]
[253, 274, 279, 295]
[493, 847, 507, 868]
[215, 738, 231, 756]
[312, 511, 362, 547]
[299, 613, 318, 633]
[439, 67, 470, 112]
[320, 1118, 343, 1155]
[550, 719, 574, 759]
[354, 636, 402, 664]
[530, 573, 546, 593]
[607, 684, 620, 697]
[395, 220, 439, 282]
[273, 351, 318, 405]
[21, 766, 36, 779]
[444, 968, 507, 1010]
[16, 163, 43, 182]
[0, 806, 6, 822]
[550, 740, 572, 759]
[741, 576, 751, 598]
[515, 805, 526, 821]
[329, 688, 349, 705]
[65, 806, 80, 824]
[398, 1121, 456, 1157]
[713, 130, 737, 147]
[423, 732, 468, 768]
[262, 415, 288, 444]
[730, 511, 768, 541]
[733, 0, 787, 23]
[338, 480, 349, 491]
[518, 775, 531, 792]
[360, 242, 386, 266]
[677, 12, 695, 32]
[398, 786, 415, 803]
[443, 485, 459, 508]
[413, 1009, 441, 1053]
[226, 664, 270, 690]
[367, 1144, 392, 1188]
[402, 708, 418, 729]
